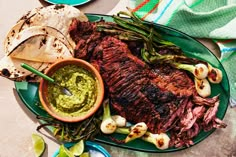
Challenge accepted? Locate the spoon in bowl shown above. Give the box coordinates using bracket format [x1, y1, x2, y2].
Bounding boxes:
[21, 63, 72, 96]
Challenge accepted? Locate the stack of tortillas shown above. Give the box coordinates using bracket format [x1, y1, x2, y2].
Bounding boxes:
[0, 4, 88, 81]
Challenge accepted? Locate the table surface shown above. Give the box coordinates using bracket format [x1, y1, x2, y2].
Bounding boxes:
[0, 0, 236, 157]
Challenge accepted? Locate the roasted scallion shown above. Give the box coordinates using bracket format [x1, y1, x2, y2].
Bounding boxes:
[100, 99, 117, 134]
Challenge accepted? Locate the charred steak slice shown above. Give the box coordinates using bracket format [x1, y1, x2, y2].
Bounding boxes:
[89, 36, 195, 133]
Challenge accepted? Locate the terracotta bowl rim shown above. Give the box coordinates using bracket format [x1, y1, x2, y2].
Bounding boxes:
[39, 58, 104, 123]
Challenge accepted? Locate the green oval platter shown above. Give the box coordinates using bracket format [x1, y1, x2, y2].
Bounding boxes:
[14, 14, 230, 153]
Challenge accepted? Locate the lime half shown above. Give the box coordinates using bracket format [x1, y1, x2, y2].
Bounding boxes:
[58, 145, 74, 157]
[31, 134, 46, 157]
[69, 140, 85, 156]
[80, 152, 90, 157]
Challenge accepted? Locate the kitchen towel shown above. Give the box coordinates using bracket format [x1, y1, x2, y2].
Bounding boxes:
[129, 0, 236, 107]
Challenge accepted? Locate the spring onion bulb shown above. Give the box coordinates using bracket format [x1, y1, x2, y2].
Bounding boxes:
[111, 115, 127, 127]
[114, 122, 148, 143]
[124, 122, 148, 143]
[141, 132, 170, 150]
[207, 63, 223, 84]
[195, 78, 211, 97]
[100, 100, 117, 134]
[175, 63, 208, 79]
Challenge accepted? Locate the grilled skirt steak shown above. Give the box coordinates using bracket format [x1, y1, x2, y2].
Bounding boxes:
[69, 20, 226, 147]
[89, 36, 196, 133]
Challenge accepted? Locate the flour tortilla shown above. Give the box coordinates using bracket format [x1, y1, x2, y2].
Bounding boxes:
[4, 6, 43, 53]
[0, 55, 46, 81]
[8, 33, 73, 63]
[4, 4, 88, 53]
[6, 26, 73, 55]
[7, 26, 74, 61]
[1, 4, 87, 81]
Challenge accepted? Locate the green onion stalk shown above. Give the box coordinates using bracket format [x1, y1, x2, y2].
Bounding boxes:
[115, 122, 148, 143]
[97, 8, 223, 97]
[97, 8, 206, 67]
[107, 9, 223, 90]
[115, 125, 170, 150]
[100, 99, 117, 134]
[36, 115, 101, 142]
[141, 132, 170, 150]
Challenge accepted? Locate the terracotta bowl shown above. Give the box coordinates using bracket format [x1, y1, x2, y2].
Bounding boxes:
[39, 58, 104, 122]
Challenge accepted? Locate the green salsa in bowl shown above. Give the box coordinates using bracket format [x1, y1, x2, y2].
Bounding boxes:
[39, 58, 104, 122]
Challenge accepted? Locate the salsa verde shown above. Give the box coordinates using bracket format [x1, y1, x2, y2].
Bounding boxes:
[47, 65, 97, 117]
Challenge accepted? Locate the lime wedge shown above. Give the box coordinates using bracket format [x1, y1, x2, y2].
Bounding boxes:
[69, 140, 84, 156]
[31, 134, 46, 157]
[80, 152, 90, 157]
[58, 145, 74, 157]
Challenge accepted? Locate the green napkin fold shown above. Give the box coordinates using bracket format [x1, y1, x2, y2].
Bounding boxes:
[130, 0, 236, 107]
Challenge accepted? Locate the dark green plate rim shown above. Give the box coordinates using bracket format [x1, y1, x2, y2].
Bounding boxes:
[14, 13, 230, 153]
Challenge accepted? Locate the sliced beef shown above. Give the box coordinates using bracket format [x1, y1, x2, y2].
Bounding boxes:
[89, 36, 196, 133]
[69, 19, 107, 60]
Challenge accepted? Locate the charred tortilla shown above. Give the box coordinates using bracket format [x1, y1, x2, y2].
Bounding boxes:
[4, 4, 88, 53]
[0, 56, 47, 81]
[8, 34, 73, 63]
[1, 4, 88, 81]
[7, 25, 74, 62]
[3, 7, 41, 53]
[6, 26, 73, 56]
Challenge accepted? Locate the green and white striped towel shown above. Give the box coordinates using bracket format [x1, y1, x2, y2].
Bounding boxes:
[130, 0, 236, 107]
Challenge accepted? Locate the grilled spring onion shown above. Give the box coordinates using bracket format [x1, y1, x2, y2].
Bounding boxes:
[100, 101, 128, 133]
[195, 78, 211, 98]
[141, 132, 170, 150]
[207, 63, 223, 83]
[100, 99, 117, 134]
[111, 115, 127, 127]
[36, 115, 101, 142]
[115, 122, 148, 143]
[115, 124, 170, 149]
[174, 63, 209, 79]
[97, 8, 223, 97]
[97, 8, 211, 67]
